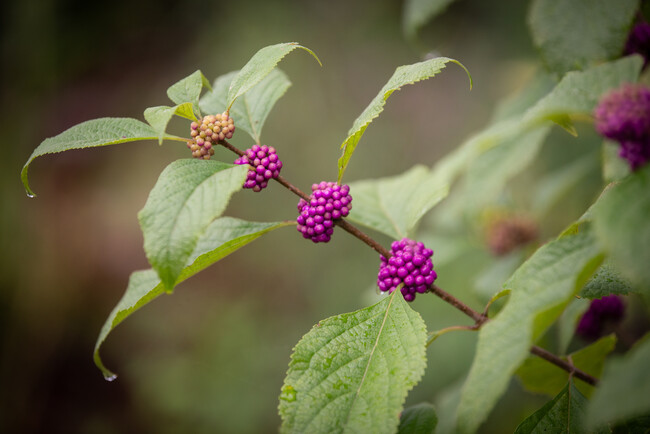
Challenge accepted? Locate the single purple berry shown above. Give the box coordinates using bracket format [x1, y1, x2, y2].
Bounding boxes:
[376, 238, 437, 302]
[296, 181, 353, 243]
[576, 295, 626, 340]
[594, 84, 650, 170]
[624, 22, 650, 70]
[234, 145, 283, 192]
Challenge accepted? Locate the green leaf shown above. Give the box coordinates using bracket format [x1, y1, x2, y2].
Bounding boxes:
[528, 0, 639, 76]
[403, 0, 457, 40]
[166, 70, 212, 116]
[514, 380, 591, 434]
[138, 160, 248, 290]
[457, 227, 603, 434]
[347, 165, 450, 239]
[462, 126, 551, 212]
[337, 57, 472, 183]
[586, 333, 650, 429]
[580, 262, 633, 299]
[144, 102, 196, 144]
[226, 42, 320, 112]
[602, 140, 630, 183]
[21, 117, 181, 197]
[516, 334, 616, 399]
[556, 297, 590, 354]
[93, 217, 292, 379]
[593, 165, 650, 294]
[279, 290, 427, 434]
[523, 56, 643, 128]
[200, 68, 292, 143]
[398, 403, 438, 434]
[532, 154, 599, 218]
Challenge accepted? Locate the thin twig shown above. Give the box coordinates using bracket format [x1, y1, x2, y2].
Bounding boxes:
[530, 346, 598, 386]
[216, 138, 600, 387]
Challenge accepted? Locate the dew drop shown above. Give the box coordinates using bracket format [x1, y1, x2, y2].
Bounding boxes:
[104, 374, 118, 382]
[26, 192, 35, 198]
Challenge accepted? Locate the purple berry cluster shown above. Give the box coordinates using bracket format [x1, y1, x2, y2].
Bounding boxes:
[594, 84, 650, 170]
[576, 295, 626, 340]
[624, 22, 650, 69]
[186, 112, 235, 160]
[296, 182, 352, 243]
[377, 238, 437, 302]
[234, 145, 283, 192]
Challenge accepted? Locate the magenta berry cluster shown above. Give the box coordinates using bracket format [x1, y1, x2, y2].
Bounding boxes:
[234, 145, 283, 192]
[377, 238, 437, 302]
[624, 22, 650, 69]
[594, 84, 650, 170]
[186, 112, 235, 160]
[296, 182, 352, 243]
[576, 295, 625, 340]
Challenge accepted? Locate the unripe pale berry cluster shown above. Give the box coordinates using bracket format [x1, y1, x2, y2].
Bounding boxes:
[377, 238, 437, 302]
[594, 84, 650, 170]
[186, 112, 236, 160]
[234, 145, 283, 192]
[576, 295, 625, 340]
[296, 182, 352, 243]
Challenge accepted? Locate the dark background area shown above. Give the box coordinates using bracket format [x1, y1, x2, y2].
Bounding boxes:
[0, 0, 558, 432]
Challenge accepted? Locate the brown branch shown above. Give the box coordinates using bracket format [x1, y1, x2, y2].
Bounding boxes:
[216, 138, 600, 387]
[530, 346, 598, 386]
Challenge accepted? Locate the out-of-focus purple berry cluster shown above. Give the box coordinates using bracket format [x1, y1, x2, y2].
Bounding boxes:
[186, 112, 235, 160]
[296, 182, 352, 243]
[624, 22, 650, 69]
[377, 238, 437, 302]
[234, 145, 283, 192]
[576, 295, 626, 340]
[594, 84, 650, 170]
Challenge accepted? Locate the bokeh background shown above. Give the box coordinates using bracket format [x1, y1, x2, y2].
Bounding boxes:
[2, 0, 641, 432]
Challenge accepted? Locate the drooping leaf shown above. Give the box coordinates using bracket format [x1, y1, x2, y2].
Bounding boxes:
[514, 380, 591, 434]
[402, 0, 457, 40]
[226, 42, 320, 112]
[523, 56, 643, 129]
[457, 226, 603, 433]
[347, 165, 450, 239]
[580, 262, 633, 299]
[94, 218, 292, 379]
[516, 334, 616, 398]
[337, 57, 472, 183]
[398, 403, 438, 434]
[586, 333, 650, 429]
[279, 290, 427, 434]
[528, 0, 639, 76]
[138, 160, 248, 289]
[166, 70, 212, 116]
[200, 68, 292, 143]
[593, 165, 650, 295]
[21, 117, 182, 197]
[144, 102, 196, 144]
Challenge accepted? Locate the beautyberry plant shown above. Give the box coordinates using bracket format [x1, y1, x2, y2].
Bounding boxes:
[22, 1, 650, 432]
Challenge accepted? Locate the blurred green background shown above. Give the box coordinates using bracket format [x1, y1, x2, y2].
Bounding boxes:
[0, 0, 619, 432]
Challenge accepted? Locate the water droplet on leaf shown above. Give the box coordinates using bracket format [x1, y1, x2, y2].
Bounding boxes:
[104, 374, 118, 382]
